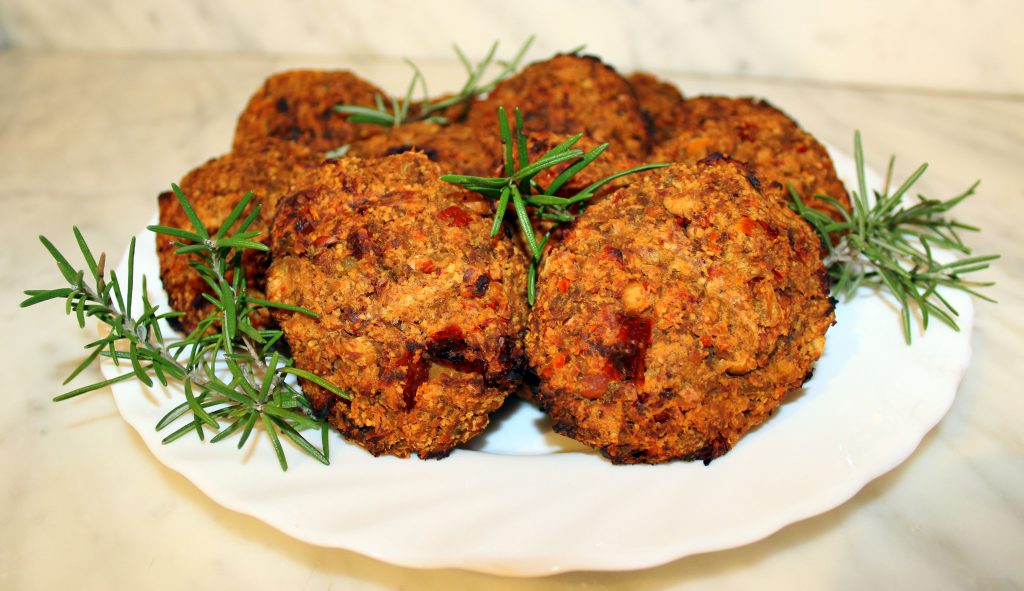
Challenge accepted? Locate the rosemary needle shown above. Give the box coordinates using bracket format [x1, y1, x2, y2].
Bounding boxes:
[789, 131, 999, 344]
[442, 106, 668, 305]
[333, 36, 535, 130]
[22, 186, 349, 471]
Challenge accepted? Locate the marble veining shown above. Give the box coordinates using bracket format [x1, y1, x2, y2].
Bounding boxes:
[0, 52, 1022, 589]
[1, 0, 1023, 94]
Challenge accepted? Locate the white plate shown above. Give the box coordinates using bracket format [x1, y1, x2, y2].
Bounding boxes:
[103, 150, 973, 576]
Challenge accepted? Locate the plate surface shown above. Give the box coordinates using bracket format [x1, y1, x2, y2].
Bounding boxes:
[104, 149, 972, 576]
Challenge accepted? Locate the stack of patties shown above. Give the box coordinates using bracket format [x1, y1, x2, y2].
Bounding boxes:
[156, 52, 846, 462]
[158, 70, 389, 333]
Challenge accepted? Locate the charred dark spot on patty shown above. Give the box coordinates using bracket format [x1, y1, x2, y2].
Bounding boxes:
[602, 315, 653, 388]
[474, 273, 491, 296]
[384, 144, 440, 161]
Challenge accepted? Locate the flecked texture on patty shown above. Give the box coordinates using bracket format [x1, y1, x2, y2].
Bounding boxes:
[526, 156, 835, 464]
[156, 138, 319, 333]
[467, 54, 651, 156]
[346, 121, 501, 177]
[266, 153, 529, 459]
[652, 96, 850, 221]
[233, 69, 386, 153]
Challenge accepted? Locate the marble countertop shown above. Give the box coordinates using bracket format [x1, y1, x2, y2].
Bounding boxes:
[1, 51, 1021, 590]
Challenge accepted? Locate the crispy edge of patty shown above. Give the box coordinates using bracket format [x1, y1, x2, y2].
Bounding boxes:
[627, 72, 688, 145]
[346, 121, 501, 177]
[467, 54, 652, 156]
[233, 69, 387, 154]
[156, 138, 318, 333]
[652, 96, 851, 221]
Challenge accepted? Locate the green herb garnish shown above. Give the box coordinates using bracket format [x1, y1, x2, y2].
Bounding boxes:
[21, 186, 347, 470]
[790, 131, 999, 344]
[442, 106, 668, 304]
[333, 36, 535, 129]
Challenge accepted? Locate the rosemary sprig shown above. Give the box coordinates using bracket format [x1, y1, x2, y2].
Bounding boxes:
[21, 185, 349, 470]
[442, 106, 668, 304]
[334, 58, 429, 128]
[333, 36, 535, 129]
[790, 131, 999, 344]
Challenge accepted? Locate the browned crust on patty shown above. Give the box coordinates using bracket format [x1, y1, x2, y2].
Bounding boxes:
[525, 156, 835, 464]
[156, 138, 319, 333]
[266, 153, 529, 458]
[652, 96, 850, 221]
[627, 72, 688, 145]
[346, 121, 501, 177]
[233, 69, 386, 153]
[467, 54, 651, 156]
